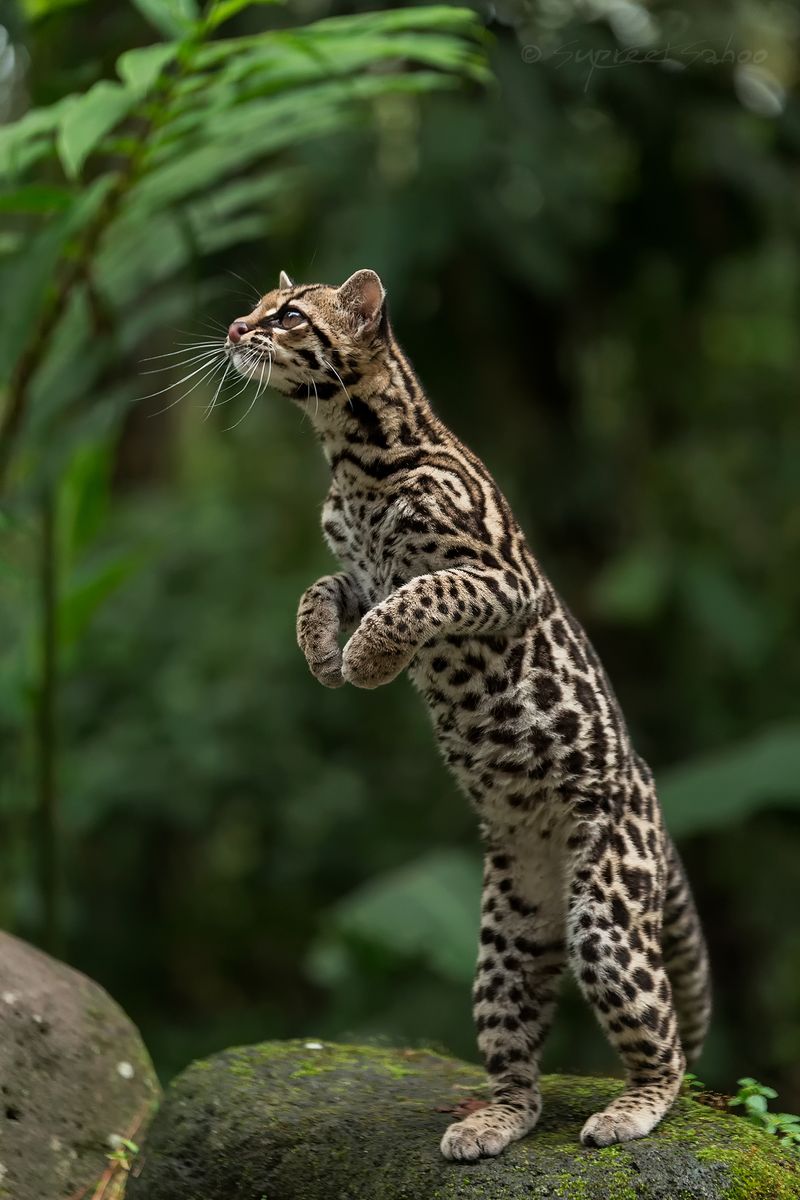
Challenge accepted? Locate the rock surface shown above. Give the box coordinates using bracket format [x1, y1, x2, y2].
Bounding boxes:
[0, 932, 159, 1200]
[128, 1039, 800, 1200]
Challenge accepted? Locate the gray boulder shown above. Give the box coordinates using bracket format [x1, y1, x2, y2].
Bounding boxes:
[128, 1039, 800, 1200]
[0, 932, 159, 1200]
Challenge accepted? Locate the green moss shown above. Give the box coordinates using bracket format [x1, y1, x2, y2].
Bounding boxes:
[129, 1041, 800, 1200]
[228, 1062, 256, 1080]
[695, 1136, 800, 1200]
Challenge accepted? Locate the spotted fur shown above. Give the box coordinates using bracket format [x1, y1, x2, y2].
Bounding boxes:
[226, 269, 712, 1158]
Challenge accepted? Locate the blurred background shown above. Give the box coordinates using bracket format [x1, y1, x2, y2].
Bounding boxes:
[1, 0, 799, 1106]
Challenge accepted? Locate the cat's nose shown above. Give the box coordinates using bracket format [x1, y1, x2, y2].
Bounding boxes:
[227, 321, 249, 343]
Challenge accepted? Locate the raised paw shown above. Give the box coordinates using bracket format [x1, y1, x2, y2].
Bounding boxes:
[305, 647, 344, 689]
[580, 1109, 653, 1148]
[341, 624, 413, 689]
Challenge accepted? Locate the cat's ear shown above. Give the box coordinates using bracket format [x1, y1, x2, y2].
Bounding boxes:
[279, 270, 294, 290]
[337, 269, 385, 335]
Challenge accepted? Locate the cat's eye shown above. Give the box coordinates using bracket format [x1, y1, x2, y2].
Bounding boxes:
[280, 309, 305, 330]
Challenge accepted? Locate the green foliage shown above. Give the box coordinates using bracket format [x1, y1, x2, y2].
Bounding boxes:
[729, 1078, 800, 1152]
[56, 444, 141, 659]
[309, 849, 481, 987]
[0, 0, 487, 486]
[759, 1113, 800, 1150]
[660, 726, 800, 837]
[20, 0, 89, 18]
[131, 0, 198, 39]
[730, 1077, 779, 1118]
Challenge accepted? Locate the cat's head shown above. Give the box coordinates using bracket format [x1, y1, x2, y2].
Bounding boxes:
[225, 269, 387, 399]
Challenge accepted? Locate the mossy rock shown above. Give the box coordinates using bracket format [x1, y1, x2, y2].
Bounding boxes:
[128, 1039, 800, 1200]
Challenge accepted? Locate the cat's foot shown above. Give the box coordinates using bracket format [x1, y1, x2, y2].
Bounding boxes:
[304, 647, 344, 689]
[580, 1107, 656, 1148]
[440, 1105, 536, 1161]
[297, 609, 345, 687]
[342, 623, 413, 689]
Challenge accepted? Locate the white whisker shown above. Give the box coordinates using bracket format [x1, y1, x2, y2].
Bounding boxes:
[224, 361, 263, 431]
[321, 356, 353, 412]
[140, 349, 223, 375]
[252, 353, 270, 406]
[203, 359, 232, 421]
[226, 269, 262, 304]
[218, 355, 258, 409]
[253, 355, 268, 404]
[136, 355, 227, 403]
[140, 342, 222, 362]
[147, 357, 227, 417]
[174, 325, 226, 338]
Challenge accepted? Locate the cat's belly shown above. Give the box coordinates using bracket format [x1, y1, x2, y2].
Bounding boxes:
[406, 625, 627, 845]
[406, 633, 556, 832]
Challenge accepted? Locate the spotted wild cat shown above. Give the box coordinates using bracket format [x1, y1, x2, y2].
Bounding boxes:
[223, 268, 711, 1160]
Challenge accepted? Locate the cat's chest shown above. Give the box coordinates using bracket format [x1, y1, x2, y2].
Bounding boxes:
[321, 490, 415, 602]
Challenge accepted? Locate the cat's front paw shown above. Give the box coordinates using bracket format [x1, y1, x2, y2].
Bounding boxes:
[305, 646, 344, 689]
[440, 1104, 536, 1161]
[342, 622, 413, 689]
[580, 1109, 653, 1148]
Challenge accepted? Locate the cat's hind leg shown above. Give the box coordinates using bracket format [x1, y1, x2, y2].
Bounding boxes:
[567, 816, 685, 1148]
[440, 848, 565, 1161]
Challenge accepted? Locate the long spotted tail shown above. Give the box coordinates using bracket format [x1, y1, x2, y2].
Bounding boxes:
[662, 838, 712, 1066]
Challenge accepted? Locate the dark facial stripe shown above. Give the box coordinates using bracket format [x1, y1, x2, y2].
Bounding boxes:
[288, 284, 325, 301]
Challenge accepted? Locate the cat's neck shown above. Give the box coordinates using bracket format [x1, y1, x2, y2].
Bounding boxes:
[303, 334, 444, 466]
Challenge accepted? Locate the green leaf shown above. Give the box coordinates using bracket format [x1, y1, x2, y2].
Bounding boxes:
[129, 0, 199, 38]
[57, 441, 114, 566]
[19, 43, 173, 184]
[318, 850, 481, 983]
[0, 180, 111, 385]
[660, 724, 800, 837]
[311, 6, 486, 39]
[0, 185, 74, 213]
[60, 554, 141, 655]
[56, 80, 138, 178]
[0, 95, 76, 179]
[117, 42, 175, 91]
[20, 0, 90, 17]
[135, 72, 472, 214]
[205, 0, 283, 32]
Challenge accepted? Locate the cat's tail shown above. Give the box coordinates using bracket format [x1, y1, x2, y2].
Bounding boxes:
[662, 837, 712, 1067]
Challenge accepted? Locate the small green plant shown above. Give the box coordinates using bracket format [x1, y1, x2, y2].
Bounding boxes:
[683, 1072, 706, 1093]
[729, 1077, 779, 1119]
[729, 1077, 800, 1151]
[761, 1113, 800, 1149]
[68, 1135, 140, 1199]
[106, 1136, 139, 1174]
